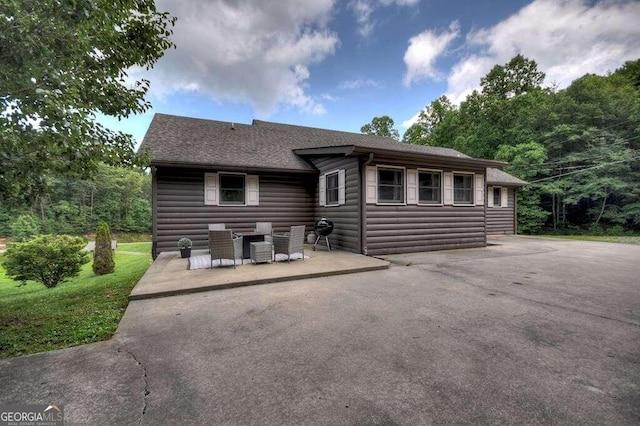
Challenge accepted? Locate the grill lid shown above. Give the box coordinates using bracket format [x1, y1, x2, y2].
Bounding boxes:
[314, 217, 334, 236]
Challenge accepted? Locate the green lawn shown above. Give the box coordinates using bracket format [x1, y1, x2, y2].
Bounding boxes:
[0, 243, 152, 359]
[538, 235, 640, 245]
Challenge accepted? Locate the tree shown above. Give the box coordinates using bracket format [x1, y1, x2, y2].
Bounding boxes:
[495, 142, 550, 233]
[0, 1, 176, 205]
[9, 214, 41, 242]
[93, 223, 115, 275]
[3, 235, 89, 288]
[481, 54, 545, 99]
[402, 123, 428, 145]
[361, 116, 400, 140]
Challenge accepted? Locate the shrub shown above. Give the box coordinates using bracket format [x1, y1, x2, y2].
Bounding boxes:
[177, 237, 192, 249]
[93, 222, 115, 275]
[3, 235, 89, 288]
[9, 214, 41, 242]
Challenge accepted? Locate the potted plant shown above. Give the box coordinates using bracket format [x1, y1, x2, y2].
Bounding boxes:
[177, 237, 192, 258]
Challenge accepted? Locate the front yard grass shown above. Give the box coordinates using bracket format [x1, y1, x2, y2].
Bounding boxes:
[0, 243, 152, 359]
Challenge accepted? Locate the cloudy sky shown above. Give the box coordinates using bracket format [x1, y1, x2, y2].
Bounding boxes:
[100, 0, 640, 142]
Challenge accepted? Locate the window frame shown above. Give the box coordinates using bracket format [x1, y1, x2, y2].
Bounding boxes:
[377, 165, 406, 205]
[325, 171, 339, 207]
[219, 172, 246, 206]
[452, 171, 475, 206]
[493, 186, 502, 207]
[417, 169, 443, 206]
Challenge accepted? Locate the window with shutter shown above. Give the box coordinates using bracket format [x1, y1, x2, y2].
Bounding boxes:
[204, 173, 259, 206]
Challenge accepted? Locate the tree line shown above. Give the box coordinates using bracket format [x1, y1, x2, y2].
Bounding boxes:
[362, 56, 640, 234]
[1, 165, 151, 239]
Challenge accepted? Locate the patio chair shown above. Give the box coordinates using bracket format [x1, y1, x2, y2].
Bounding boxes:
[208, 223, 225, 231]
[254, 222, 273, 243]
[273, 225, 305, 262]
[209, 230, 243, 268]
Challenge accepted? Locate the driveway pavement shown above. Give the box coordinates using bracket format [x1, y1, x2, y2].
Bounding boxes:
[2, 237, 639, 424]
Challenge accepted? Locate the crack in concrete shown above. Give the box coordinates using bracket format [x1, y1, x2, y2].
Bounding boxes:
[118, 344, 149, 425]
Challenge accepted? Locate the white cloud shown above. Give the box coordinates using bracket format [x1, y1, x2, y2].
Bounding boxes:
[339, 78, 383, 90]
[401, 109, 423, 129]
[403, 21, 460, 86]
[139, 0, 339, 116]
[446, 0, 640, 102]
[350, 0, 419, 38]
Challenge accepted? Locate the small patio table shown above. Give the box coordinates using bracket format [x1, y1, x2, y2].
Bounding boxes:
[235, 231, 265, 258]
[250, 241, 273, 264]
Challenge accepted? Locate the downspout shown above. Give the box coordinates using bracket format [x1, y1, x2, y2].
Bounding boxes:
[360, 153, 374, 255]
[151, 167, 158, 260]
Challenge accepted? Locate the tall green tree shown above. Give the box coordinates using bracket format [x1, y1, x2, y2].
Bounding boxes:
[0, 0, 176, 204]
[361, 115, 400, 140]
[406, 55, 640, 233]
[495, 142, 550, 233]
[481, 54, 545, 99]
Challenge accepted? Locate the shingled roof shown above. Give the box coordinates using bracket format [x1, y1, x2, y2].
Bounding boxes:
[486, 168, 528, 186]
[140, 113, 503, 171]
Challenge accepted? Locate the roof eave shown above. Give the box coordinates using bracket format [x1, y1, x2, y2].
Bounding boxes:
[149, 160, 317, 174]
[293, 146, 355, 156]
[487, 180, 529, 187]
[350, 146, 507, 168]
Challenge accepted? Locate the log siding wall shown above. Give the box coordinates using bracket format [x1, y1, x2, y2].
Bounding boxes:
[486, 187, 516, 235]
[154, 167, 315, 253]
[310, 157, 361, 253]
[363, 158, 487, 256]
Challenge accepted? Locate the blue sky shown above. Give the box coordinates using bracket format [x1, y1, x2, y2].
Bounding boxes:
[100, 0, 640, 144]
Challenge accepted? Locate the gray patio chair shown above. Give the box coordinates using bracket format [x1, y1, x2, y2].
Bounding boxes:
[254, 221, 273, 243]
[273, 225, 305, 262]
[208, 223, 225, 231]
[209, 230, 243, 268]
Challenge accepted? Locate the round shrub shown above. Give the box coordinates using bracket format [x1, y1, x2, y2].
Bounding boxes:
[3, 234, 89, 288]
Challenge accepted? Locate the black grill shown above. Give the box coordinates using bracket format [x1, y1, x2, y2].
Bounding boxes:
[314, 218, 334, 236]
[313, 217, 333, 251]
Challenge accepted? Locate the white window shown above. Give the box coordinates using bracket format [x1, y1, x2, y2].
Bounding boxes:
[319, 169, 345, 207]
[204, 172, 259, 206]
[418, 170, 442, 205]
[377, 167, 404, 204]
[493, 187, 502, 207]
[326, 171, 339, 205]
[488, 186, 508, 208]
[453, 173, 474, 205]
[220, 174, 245, 205]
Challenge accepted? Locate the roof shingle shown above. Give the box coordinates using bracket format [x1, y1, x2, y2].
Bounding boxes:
[140, 113, 475, 171]
[486, 168, 528, 186]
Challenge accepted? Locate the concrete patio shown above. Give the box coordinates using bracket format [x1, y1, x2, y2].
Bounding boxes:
[129, 245, 389, 300]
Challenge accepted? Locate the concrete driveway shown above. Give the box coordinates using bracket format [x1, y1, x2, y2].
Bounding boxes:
[2, 237, 639, 424]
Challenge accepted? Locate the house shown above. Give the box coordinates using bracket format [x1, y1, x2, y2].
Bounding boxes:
[140, 113, 524, 257]
[486, 168, 528, 235]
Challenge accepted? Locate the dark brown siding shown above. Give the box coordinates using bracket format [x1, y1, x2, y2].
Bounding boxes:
[363, 157, 487, 256]
[365, 206, 486, 255]
[154, 167, 315, 253]
[487, 187, 516, 235]
[310, 157, 361, 253]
